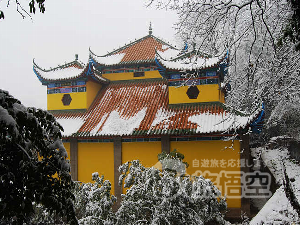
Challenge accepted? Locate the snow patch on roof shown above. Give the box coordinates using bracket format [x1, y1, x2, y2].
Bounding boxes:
[151, 108, 176, 128]
[158, 56, 220, 70]
[157, 48, 220, 70]
[161, 45, 171, 51]
[57, 117, 85, 136]
[94, 53, 125, 65]
[90, 113, 108, 136]
[188, 112, 251, 133]
[157, 48, 180, 60]
[34, 66, 85, 80]
[97, 108, 147, 136]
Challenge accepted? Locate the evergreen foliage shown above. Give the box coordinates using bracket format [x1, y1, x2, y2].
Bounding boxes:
[0, 0, 45, 20]
[0, 89, 77, 224]
[74, 172, 116, 225]
[116, 159, 227, 225]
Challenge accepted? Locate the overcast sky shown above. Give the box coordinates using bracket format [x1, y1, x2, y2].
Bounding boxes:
[0, 0, 178, 109]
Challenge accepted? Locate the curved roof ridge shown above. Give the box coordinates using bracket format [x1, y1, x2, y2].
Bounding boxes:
[33, 58, 85, 72]
[89, 34, 177, 58]
[155, 48, 225, 71]
[33, 58, 109, 84]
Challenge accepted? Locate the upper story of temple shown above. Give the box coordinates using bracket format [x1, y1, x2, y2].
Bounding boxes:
[33, 25, 228, 113]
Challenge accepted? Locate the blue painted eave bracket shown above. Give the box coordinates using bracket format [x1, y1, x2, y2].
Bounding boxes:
[250, 103, 265, 134]
[33, 66, 47, 85]
[155, 57, 167, 79]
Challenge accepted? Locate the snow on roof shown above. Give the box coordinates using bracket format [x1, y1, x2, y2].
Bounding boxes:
[91, 53, 125, 66]
[51, 80, 261, 137]
[157, 48, 182, 60]
[159, 57, 220, 70]
[150, 108, 176, 128]
[33, 59, 109, 84]
[157, 48, 221, 70]
[188, 112, 252, 133]
[34, 65, 85, 80]
[96, 108, 147, 136]
[56, 117, 85, 136]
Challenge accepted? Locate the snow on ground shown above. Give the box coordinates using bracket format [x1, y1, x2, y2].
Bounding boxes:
[250, 186, 298, 225]
[250, 143, 300, 224]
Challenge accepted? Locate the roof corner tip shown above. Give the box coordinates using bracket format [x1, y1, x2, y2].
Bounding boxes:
[89, 47, 98, 58]
[32, 58, 41, 70]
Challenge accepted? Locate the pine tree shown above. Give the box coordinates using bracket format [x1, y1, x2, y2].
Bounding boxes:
[0, 89, 77, 224]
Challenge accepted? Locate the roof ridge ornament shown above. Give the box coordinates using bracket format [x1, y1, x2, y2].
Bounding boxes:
[149, 22, 153, 35]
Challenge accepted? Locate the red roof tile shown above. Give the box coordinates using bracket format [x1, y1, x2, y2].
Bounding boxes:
[90, 35, 175, 65]
[52, 80, 261, 137]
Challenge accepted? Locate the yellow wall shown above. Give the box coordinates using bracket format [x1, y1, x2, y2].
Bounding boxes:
[64, 142, 71, 161]
[122, 142, 161, 167]
[86, 81, 102, 108]
[220, 89, 225, 103]
[77, 142, 115, 193]
[47, 81, 102, 111]
[170, 140, 241, 208]
[70, 139, 241, 208]
[47, 92, 87, 110]
[102, 70, 161, 81]
[121, 142, 161, 193]
[169, 84, 222, 104]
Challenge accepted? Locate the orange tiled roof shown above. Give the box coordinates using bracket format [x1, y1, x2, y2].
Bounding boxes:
[53, 80, 260, 137]
[90, 35, 175, 65]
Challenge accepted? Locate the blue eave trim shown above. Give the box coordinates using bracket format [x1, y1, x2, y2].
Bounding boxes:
[86, 59, 106, 83]
[33, 66, 47, 85]
[155, 57, 166, 78]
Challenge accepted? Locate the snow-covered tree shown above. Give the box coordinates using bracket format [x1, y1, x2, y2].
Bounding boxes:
[74, 172, 116, 225]
[116, 160, 227, 225]
[148, 0, 300, 141]
[158, 149, 189, 174]
[0, 0, 45, 20]
[0, 90, 77, 224]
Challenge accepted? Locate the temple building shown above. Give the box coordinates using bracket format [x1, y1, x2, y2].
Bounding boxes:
[33, 26, 264, 217]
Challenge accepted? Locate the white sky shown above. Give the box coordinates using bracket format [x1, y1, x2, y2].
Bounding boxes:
[0, 0, 178, 109]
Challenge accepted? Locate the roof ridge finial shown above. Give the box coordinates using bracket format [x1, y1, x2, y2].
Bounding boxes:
[149, 22, 153, 35]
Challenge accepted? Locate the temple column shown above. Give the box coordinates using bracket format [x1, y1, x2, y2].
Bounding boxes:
[161, 135, 170, 153]
[113, 136, 122, 210]
[70, 138, 78, 181]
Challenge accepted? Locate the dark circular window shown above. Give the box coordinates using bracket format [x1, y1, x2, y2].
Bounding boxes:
[62, 94, 72, 106]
